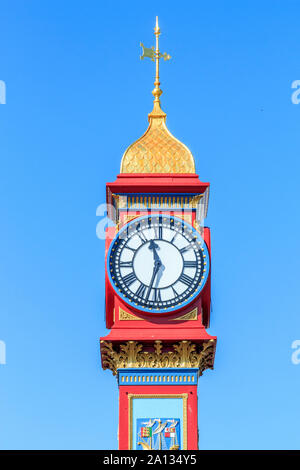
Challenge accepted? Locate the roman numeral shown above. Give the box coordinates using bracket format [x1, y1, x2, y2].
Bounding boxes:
[180, 245, 192, 254]
[158, 216, 163, 239]
[120, 261, 133, 268]
[183, 261, 197, 268]
[179, 273, 194, 286]
[171, 286, 179, 298]
[158, 224, 163, 239]
[153, 288, 162, 302]
[136, 283, 147, 299]
[125, 245, 136, 253]
[122, 272, 137, 286]
[136, 223, 147, 243]
[137, 232, 147, 243]
[170, 232, 178, 244]
[153, 223, 163, 240]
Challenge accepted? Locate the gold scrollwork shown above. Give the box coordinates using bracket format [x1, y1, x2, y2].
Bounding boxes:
[173, 308, 198, 321]
[101, 339, 216, 376]
[119, 308, 143, 321]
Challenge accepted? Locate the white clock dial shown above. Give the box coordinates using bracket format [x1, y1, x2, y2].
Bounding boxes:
[108, 215, 209, 313]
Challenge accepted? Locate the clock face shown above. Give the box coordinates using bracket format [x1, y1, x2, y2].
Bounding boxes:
[107, 215, 209, 313]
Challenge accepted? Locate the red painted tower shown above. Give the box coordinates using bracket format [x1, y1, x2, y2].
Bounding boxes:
[100, 18, 216, 450]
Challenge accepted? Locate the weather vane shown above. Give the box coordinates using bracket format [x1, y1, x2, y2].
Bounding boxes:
[140, 17, 171, 108]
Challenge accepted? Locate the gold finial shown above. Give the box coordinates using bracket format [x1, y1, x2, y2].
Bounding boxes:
[120, 19, 196, 174]
[140, 16, 171, 116]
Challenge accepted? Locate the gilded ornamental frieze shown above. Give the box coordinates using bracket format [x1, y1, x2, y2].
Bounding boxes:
[101, 339, 216, 376]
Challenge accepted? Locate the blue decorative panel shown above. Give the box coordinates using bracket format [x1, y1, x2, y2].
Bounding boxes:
[136, 417, 181, 450]
[118, 368, 198, 385]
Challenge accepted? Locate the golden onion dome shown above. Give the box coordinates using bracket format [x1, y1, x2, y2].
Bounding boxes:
[120, 17, 196, 174]
[120, 103, 195, 174]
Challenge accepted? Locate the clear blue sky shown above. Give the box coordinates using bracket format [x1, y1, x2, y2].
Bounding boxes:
[1, 0, 300, 450]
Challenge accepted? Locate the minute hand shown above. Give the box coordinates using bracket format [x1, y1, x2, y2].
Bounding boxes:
[145, 260, 161, 301]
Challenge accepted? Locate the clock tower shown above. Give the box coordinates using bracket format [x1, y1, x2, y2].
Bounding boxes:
[100, 18, 217, 451]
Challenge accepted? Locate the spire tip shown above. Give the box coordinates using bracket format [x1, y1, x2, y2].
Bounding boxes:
[155, 16, 159, 33]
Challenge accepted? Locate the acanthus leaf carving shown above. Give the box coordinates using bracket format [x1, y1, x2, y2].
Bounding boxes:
[100, 339, 216, 376]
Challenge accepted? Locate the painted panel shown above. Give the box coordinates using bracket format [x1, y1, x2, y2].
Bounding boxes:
[129, 395, 187, 450]
[136, 417, 180, 450]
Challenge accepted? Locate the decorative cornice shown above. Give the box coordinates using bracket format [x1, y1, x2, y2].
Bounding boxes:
[100, 339, 216, 376]
[114, 194, 203, 210]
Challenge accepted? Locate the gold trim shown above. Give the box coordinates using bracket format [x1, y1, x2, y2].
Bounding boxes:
[193, 219, 202, 233]
[118, 195, 202, 210]
[128, 393, 188, 450]
[174, 307, 197, 321]
[119, 307, 197, 321]
[112, 194, 120, 210]
[110, 193, 205, 227]
[101, 339, 216, 376]
[189, 195, 203, 208]
[122, 214, 140, 225]
[179, 213, 192, 225]
[119, 308, 143, 321]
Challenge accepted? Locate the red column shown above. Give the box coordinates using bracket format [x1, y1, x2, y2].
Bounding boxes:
[118, 385, 198, 450]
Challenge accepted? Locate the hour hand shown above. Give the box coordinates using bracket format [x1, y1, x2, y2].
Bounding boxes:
[148, 240, 161, 266]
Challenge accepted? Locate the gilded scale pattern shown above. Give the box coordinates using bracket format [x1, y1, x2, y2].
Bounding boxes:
[120, 113, 196, 174]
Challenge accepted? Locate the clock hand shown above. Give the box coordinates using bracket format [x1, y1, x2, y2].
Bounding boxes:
[145, 258, 161, 301]
[148, 239, 162, 265]
[154, 263, 165, 288]
[148, 239, 165, 293]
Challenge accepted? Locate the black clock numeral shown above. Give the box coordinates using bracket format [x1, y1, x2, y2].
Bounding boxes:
[120, 261, 133, 268]
[125, 245, 136, 253]
[153, 222, 163, 240]
[122, 272, 137, 286]
[183, 260, 197, 268]
[170, 232, 178, 244]
[153, 288, 162, 302]
[137, 232, 147, 243]
[136, 223, 148, 243]
[179, 273, 194, 286]
[158, 216, 163, 239]
[171, 286, 179, 298]
[136, 283, 147, 299]
[158, 224, 163, 240]
[180, 245, 192, 254]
